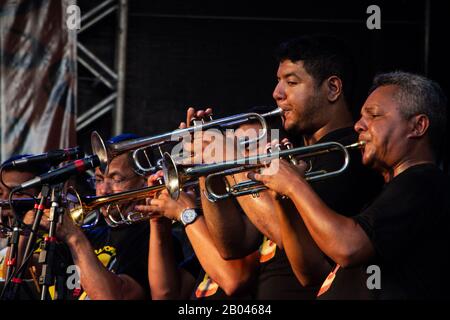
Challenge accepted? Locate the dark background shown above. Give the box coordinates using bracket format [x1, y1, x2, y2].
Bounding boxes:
[76, 0, 449, 167]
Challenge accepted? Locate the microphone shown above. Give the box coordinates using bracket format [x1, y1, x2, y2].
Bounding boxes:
[4, 147, 84, 168]
[12, 155, 100, 192]
[0, 198, 36, 211]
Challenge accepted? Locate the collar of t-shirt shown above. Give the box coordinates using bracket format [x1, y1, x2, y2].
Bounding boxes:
[315, 126, 357, 144]
[383, 162, 439, 187]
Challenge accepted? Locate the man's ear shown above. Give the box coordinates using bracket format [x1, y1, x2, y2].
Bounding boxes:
[324, 76, 343, 103]
[407, 114, 430, 138]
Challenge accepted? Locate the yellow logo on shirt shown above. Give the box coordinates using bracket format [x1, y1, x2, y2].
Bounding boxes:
[94, 246, 116, 268]
[195, 273, 219, 298]
[259, 236, 276, 263]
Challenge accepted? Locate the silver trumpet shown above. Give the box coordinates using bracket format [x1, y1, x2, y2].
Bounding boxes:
[91, 107, 283, 174]
[161, 141, 365, 201]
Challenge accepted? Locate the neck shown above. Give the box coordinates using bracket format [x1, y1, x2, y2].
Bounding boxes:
[303, 103, 353, 146]
[380, 152, 435, 183]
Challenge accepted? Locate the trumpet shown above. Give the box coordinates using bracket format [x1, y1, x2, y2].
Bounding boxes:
[68, 178, 202, 227]
[91, 107, 283, 174]
[67, 184, 166, 227]
[0, 195, 100, 229]
[67, 141, 363, 227]
[161, 141, 365, 201]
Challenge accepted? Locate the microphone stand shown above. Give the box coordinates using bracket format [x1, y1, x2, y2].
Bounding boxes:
[3, 216, 20, 287]
[39, 183, 65, 300]
[1, 185, 50, 300]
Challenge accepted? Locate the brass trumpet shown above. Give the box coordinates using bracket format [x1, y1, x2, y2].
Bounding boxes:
[0, 195, 100, 229]
[91, 107, 282, 174]
[67, 184, 166, 227]
[66, 141, 363, 227]
[161, 141, 365, 201]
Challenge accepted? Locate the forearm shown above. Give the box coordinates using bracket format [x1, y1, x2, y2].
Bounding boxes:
[200, 177, 259, 258]
[228, 171, 282, 248]
[235, 191, 283, 248]
[185, 216, 258, 296]
[286, 179, 372, 267]
[66, 232, 136, 300]
[148, 219, 183, 299]
[275, 199, 331, 286]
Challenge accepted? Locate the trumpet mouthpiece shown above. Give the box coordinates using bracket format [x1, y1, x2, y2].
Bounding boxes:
[346, 141, 366, 150]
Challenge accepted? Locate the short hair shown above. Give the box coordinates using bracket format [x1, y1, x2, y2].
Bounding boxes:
[370, 71, 448, 158]
[275, 35, 355, 102]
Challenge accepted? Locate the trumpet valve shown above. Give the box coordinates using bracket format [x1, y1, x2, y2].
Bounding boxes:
[283, 141, 299, 165]
[283, 141, 294, 149]
[273, 143, 282, 154]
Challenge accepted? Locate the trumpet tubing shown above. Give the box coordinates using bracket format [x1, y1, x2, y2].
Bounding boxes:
[68, 183, 166, 227]
[161, 141, 365, 201]
[91, 107, 282, 174]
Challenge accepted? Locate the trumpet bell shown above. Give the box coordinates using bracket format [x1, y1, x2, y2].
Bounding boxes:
[66, 187, 100, 229]
[162, 152, 182, 200]
[91, 131, 109, 174]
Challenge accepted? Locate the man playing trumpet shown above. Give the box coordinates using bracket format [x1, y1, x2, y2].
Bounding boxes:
[251, 71, 450, 299]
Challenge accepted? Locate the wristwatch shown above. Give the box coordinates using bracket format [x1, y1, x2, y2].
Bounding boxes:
[180, 208, 198, 226]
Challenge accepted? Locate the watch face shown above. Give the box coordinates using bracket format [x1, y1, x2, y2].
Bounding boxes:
[182, 209, 197, 225]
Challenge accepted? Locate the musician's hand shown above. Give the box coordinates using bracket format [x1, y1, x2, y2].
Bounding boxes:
[184, 107, 213, 128]
[147, 170, 164, 187]
[56, 213, 83, 243]
[21, 206, 83, 243]
[131, 171, 164, 220]
[179, 107, 230, 165]
[247, 159, 308, 197]
[22, 208, 51, 231]
[146, 189, 196, 222]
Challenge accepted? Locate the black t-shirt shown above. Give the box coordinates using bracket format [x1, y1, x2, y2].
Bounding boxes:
[308, 127, 383, 216]
[188, 219, 255, 300]
[319, 164, 450, 299]
[253, 127, 383, 300]
[73, 222, 151, 300]
[1, 221, 151, 300]
[253, 236, 319, 299]
[190, 268, 254, 300]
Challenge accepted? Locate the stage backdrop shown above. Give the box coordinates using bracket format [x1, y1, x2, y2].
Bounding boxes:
[0, 0, 77, 162]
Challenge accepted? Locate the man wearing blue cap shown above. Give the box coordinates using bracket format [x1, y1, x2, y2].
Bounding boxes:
[53, 134, 151, 300]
